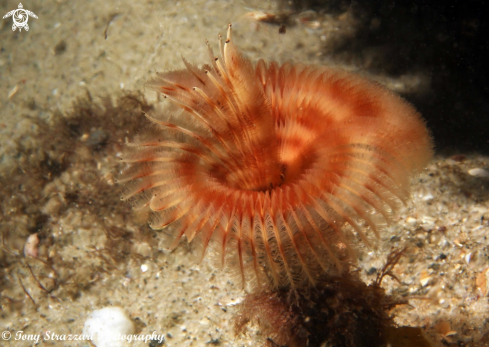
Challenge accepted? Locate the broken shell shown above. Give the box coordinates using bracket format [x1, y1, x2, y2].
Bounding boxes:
[468, 168, 489, 178]
[406, 216, 417, 225]
[8, 84, 19, 99]
[420, 271, 432, 287]
[24, 233, 39, 258]
[476, 267, 489, 296]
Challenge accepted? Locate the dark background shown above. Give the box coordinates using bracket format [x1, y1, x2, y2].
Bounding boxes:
[292, 0, 489, 154]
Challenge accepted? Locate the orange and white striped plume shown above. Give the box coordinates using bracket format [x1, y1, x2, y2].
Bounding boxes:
[119, 24, 432, 292]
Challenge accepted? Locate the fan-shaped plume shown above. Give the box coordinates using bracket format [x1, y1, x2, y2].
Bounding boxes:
[120, 24, 432, 291]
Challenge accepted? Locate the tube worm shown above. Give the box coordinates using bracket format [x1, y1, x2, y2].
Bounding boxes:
[120, 24, 432, 292]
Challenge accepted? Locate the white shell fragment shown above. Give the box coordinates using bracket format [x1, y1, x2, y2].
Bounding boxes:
[420, 276, 431, 287]
[468, 168, 489, 178]
[24, 233, 39, 258]
[8, 84, 19, 99]
[83, 307, 135, 347]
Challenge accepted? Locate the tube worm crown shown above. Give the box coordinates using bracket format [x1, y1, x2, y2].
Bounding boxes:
[120, 24, 432, 291]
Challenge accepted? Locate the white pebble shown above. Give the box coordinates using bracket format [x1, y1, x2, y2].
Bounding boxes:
[83, 307, 134, 347]
[226, 297, 244, 306]
[24, 233, 39, 258]
[468, 168, 489, 178]
[406, 217, 417, 225]
[420, 276, 431, 287]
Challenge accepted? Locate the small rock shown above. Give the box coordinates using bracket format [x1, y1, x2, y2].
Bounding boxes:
[366, 267, 377, 275]
[83, 307, 135, 347]
[450, 154, 466, 162]
[476, 267, 489, 296]
[54, 40, 67, 55]
[420, 271, 431, 286]
[24, 233, 39, 258]
[468, 168, 489, 178]
[406, 217, 417, 225]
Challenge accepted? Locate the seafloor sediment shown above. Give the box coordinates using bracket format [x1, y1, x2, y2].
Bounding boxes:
[1, 1, 488, 346]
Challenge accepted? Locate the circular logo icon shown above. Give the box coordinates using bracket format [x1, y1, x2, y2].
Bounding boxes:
[13, 9, 28, 28]
[2, 331, 11, 340]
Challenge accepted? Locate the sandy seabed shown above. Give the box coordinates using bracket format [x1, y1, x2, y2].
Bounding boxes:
[1, 0, 488, 346]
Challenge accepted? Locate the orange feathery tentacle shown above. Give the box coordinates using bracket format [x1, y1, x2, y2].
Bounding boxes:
[120, 24, 433, 291]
